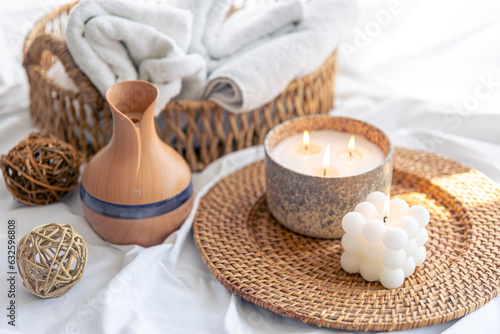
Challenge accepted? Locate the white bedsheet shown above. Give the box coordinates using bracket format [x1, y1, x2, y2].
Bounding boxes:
[1, 1, 499, 333]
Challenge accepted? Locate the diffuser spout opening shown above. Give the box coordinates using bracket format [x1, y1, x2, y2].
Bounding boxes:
[105, 81, 158, 118]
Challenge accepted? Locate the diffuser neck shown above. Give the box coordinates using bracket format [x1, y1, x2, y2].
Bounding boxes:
[105, 81, 160, 173]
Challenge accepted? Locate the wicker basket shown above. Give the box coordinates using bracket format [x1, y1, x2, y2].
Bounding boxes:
[23, 1, 337, 172]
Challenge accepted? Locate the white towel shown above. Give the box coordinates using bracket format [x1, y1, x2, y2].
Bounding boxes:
[202, 0, 357, 113]
[205, 0, 305, 60]
[174, 0, 304, 68]
[171, 0, 231, 58]
[66, 0, 207, 116]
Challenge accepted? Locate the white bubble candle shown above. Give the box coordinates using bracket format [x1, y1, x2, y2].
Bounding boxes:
[340, 191, 430, 289]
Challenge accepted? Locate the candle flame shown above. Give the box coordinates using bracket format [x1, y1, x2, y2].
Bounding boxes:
[322, 145, 331, 176]
[383, 194, 390, 222]
[303, 130, 310, 150]
[348, 136, 355, 157]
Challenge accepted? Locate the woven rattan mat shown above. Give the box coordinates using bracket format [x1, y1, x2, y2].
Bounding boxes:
[193, 147, 500, 331]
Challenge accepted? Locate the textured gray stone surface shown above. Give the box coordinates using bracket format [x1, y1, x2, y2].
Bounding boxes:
[265, 115, 393, 239]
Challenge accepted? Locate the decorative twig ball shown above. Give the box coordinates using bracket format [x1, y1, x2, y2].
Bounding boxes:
[0, 132, 84, 205]
[17, 223, 88, 298]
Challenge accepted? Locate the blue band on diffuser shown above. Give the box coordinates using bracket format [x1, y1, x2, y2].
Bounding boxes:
[80, 181, 193, 220]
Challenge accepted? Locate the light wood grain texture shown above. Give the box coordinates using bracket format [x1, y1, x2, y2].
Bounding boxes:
[81, 81, 192, 246]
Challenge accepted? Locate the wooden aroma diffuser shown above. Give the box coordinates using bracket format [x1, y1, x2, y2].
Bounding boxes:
[80, 81, 193, 247]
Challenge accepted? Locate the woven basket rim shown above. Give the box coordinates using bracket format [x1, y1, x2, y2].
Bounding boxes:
[193, 147, 500, 331]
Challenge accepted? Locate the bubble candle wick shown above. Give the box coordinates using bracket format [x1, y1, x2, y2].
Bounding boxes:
[383, 194, 390, 223]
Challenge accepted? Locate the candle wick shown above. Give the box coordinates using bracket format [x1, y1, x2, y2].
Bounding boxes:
[383, 215, 388, 223]
[305, 145, 308, 151]
[323, 168, 326, 177]
[349, 150, 353, 159]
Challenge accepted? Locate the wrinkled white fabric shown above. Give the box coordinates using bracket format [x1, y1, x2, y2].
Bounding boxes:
[0, 23, 27, 117]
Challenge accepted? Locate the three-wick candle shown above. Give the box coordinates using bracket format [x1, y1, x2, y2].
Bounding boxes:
[270, 130, 385, 177]
[264, 115, 393, 239]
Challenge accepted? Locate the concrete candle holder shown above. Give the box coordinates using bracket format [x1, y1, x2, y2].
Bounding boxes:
[264, 115, 393, 239]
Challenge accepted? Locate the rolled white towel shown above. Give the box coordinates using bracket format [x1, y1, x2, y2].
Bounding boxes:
[175, 0, 304, 64]
[171, 0, 232, 59]
[66, 0, 207, 116]
[205, 0, 305, 59]
[171, 0, 229, 58]
[202, 0, 357, 113]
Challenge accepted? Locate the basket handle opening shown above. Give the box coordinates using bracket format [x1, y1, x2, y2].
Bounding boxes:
[23, 32, 102, 103]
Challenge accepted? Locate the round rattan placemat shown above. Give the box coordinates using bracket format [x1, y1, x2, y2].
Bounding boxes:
[193, 148, 500, 331]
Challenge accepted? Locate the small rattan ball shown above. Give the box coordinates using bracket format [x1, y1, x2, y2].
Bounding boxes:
[17, 223, 88, 298]
[0, 132, 84, 205]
